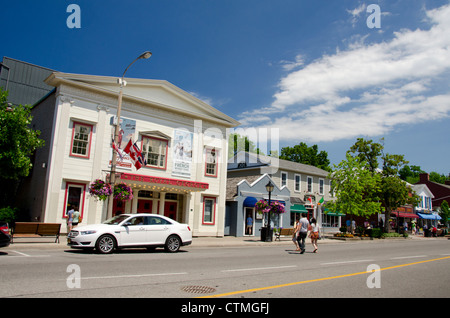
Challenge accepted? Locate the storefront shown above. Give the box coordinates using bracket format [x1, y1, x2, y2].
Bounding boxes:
[19, 72, 239, 236]
[226, 174, 291, 237]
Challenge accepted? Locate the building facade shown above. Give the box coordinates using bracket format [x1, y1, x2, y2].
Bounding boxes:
[226, 152, 336, 237]
[17, 72, 240, 236]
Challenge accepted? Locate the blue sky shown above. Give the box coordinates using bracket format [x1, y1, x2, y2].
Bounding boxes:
[2, 0, 449, 174]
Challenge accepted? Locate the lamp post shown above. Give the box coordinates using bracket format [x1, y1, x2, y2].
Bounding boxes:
[265, 181, 274, 242]
[107, 51, 152, 220]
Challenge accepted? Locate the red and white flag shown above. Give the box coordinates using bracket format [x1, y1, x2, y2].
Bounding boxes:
[123, 139, 146, 170]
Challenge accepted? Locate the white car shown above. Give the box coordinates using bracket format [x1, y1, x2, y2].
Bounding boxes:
[68, 214, 192, 254]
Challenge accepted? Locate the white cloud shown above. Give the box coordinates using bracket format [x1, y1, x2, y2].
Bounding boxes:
[239, 4, 450, 143]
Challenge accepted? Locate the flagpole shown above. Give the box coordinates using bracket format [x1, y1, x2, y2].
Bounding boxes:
[106, 51, 152, 220]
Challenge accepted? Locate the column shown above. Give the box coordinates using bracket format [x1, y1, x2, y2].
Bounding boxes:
[159, 192, 166, 216]
[131, 189, 139, 213]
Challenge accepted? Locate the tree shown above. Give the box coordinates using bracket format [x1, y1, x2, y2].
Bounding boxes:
[228, 133, 263, 159]
[326, 153, 381, 218]
[0, 88, 45, 207]
[440, 200, 449, 228]
[280, 142, 331, 171]
[399, 165, 425, 184]
[349, 138, 419, 232]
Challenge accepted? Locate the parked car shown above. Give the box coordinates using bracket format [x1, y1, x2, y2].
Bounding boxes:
[0, 222, 11, 248]
[67, 214, 192, 254]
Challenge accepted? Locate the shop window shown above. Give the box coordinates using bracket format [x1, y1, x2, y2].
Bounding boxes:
[307, 176, 313, 193]
[202, 196, 216, 225]
[294, 174, 301, 192]
[70, 122, 93, 158]
[63, 182, 86, 219]
[281, 171, 287, 187]
[205, 147, 218, 177]
[142, 136, 168, 170]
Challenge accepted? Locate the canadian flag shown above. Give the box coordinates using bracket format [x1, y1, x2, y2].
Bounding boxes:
[123, 139, 147, 170]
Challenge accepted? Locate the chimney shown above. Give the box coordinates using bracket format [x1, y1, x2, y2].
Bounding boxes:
[419, 173, 429, 183]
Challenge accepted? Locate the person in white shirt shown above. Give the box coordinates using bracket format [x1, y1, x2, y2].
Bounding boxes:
[309, 218, 319, 253]
[296, 213, 309, 254]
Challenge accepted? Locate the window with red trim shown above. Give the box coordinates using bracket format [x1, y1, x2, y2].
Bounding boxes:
[70, 122, 93, 158]
[63, 182, 86, 219]
[202, 196, 216, 225]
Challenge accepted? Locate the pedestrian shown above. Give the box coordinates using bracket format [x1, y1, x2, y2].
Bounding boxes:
[411, 221, 416, 235]
[346, 219, 351, 233]
[309, 218, 319, 253]
[351, 219, 356, 234]
[246, 214, 253, 235]
[72, 206, 81, 228]
[66, 206, 74, 233]
[296, 213, 309, 254]
[293, 217, 300, 251]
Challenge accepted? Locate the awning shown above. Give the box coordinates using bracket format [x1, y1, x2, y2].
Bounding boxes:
[323, 208, 345, 217]
[418, 213, 442, 220]
[391, 212, 419, 218]
[243, 197, 258, 207]
[291, 204, 307, 213]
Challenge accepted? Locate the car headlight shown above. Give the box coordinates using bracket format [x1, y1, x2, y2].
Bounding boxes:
[80, 230, 97, 235]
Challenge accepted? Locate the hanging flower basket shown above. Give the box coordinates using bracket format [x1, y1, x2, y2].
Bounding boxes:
[255, 200, 270, 213]
[254, 199, 285, 214]
[270, 201, 285, 214]
[89, 179, 112, 201]
[113, 182, 133, 201]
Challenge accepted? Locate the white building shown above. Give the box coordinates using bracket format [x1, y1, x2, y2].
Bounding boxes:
[18, 72, 240, 236]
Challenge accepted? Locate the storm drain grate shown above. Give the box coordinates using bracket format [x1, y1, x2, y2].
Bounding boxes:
[181, 285, 216, 294]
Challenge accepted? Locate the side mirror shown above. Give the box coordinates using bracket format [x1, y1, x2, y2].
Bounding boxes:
[123, 222, 132, 226]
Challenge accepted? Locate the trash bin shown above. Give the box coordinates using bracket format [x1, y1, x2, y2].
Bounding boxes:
[260, 227, 273, 242]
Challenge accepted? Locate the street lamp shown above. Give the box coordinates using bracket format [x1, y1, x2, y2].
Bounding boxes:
[265, 181, 274, 242]
[107, 51, 152, 219]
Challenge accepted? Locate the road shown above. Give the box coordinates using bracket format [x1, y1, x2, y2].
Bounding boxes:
[0, 238, 449, 301]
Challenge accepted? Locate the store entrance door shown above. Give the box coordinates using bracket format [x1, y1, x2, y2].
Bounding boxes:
[164, 202, 177, 220]
[137, 200, 153, 214]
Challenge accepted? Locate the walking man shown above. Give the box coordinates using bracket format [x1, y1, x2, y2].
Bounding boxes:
[296, 213, 310, 254]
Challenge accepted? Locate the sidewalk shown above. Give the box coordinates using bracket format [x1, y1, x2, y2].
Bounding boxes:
[5, 233, 446, 249]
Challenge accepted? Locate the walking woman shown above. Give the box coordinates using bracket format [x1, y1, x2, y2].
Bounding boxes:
[309, 218, 320, 253]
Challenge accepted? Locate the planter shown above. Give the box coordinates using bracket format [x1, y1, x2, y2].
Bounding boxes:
[260, 227, 273, 242]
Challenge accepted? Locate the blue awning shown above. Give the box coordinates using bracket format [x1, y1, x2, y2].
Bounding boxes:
[243, 197, 258, 207]
[417, 213, 442, 220]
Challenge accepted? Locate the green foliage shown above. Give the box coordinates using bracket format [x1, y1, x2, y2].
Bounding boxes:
[280, 142, 331, 171]
[0, 88, 45, 181]
[327, 153, 381, 218]
[440, 200, 449, 226]
[228, 133, 263, 159]
[0, 206, 17, 224]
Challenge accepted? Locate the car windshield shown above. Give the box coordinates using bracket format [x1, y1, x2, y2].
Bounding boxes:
[103, 215, 130, 225]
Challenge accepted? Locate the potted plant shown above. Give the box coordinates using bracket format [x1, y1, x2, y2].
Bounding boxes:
[88, 179, 112, 201]
[113, 182, 133, 201]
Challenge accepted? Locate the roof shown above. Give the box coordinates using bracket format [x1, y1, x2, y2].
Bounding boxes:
[44, 72, 240, 128]
[228, 151, 330, 177]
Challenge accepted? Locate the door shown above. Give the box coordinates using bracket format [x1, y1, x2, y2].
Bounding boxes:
[137, 200, 153, 214]
[120, 216, 148, 246]
[146, 216, 170, 245]
[244, 207, 255, 236]
[164, 202, 177, 220]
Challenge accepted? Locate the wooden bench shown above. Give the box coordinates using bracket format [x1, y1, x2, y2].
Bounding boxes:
[11, 222, 61, 243]
[274, 228, 295, 241]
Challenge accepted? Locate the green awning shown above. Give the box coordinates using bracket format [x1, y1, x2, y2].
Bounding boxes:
[323, 208, 345, 217]
[291, 204, 307, 213]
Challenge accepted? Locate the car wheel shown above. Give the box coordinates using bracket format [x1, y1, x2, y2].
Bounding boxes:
[96, 234, 116, 254]
[164, 235, 181, 253]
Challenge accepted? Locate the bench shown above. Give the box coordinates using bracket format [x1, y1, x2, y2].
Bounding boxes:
[11, 222, 61, 243]
[274, 228, 295, 241]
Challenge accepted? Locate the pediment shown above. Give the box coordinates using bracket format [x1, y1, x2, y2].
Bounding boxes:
[45, 72, 240, 127]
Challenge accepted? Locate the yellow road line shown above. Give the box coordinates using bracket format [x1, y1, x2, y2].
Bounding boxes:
[200, 256, 450, 298]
